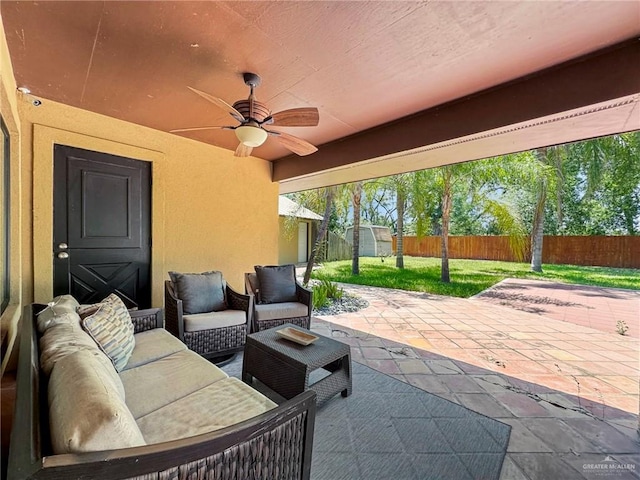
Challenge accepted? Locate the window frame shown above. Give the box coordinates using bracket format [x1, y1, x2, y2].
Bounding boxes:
[1, 116, 9, 314]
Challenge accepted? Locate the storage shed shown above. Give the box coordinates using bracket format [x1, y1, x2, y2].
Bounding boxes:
[344, 225, 393, 257]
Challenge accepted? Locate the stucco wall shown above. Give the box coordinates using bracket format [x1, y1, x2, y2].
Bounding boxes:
[279, 216, 299, 265]
[0, 21, 279, 373]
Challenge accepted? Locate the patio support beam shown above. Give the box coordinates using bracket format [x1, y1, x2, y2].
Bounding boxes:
[273, 38, 640, 184]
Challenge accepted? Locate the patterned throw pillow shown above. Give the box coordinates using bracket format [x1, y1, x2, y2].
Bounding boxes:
[78, 294, 135, 334]
[81, 301, 135, 372]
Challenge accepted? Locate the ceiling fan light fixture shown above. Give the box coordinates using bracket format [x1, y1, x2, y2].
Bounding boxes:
[235, 125, 268, 147]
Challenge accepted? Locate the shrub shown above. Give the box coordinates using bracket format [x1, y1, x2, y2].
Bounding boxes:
[311, 278, 344, 310]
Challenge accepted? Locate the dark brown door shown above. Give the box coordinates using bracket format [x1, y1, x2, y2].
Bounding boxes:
[53, 145, 151, 308]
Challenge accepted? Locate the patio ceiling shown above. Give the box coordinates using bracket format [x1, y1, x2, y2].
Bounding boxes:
[1, 1, 639, 192]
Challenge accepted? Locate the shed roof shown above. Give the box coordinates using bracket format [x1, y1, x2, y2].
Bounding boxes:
[279, 196, 323, 221]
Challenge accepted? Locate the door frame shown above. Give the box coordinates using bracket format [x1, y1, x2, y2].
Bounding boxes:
[32, 125, 165, 306]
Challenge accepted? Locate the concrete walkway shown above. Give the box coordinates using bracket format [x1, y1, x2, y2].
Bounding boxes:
[311, 282, 640, 480]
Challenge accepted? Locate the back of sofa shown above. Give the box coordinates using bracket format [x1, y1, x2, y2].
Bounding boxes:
[8, 303, 316, 480]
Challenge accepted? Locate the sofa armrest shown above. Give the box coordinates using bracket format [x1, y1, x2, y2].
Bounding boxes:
[129, 308, 163, 333]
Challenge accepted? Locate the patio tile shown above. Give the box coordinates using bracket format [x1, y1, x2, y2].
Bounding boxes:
[404, 374, 450, 394]
[411, 454, 474, 480]
[313, 420, 354, 453]
[459, 454, 507, 480]
[423, 360, 464, 375]
[500, 418, 554, 452]
[393, 418, 453, 453]
[311, 452, 361, 480]
[519, 418, 601, 453]
[508, 453, 585, 479]
[357, 453, 418, 480]
[434, 418, 504, 453]
[350, 417, 405, 453]
[492, 391, 554, 417]
[498, 456, 529, 480]
[561, 418, 640, 453]
[361, 359, 402, 375]
[361, 346, 393, 359]
[438, 375, 487, 394]
[456, 393, 514, 418]
[599, 376, 640, 395]
[395, 358, 431, 374]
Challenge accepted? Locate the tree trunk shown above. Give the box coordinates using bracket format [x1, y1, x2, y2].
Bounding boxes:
[303, 187, 334, 285]
[441, 168, 452, 283]
[531, 148, 548, 273]
[396, 188, 405, 269]
[352, 182, 362, 275]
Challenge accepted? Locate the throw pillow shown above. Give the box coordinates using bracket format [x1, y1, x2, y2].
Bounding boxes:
[81, 302, 136, 372]
[168, 271, 226, 314]
[254, 264, 298, 304]
[78, 293, 135, 337]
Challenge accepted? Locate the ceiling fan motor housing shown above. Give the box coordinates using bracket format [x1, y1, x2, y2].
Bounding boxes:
[232, 100, 270, 123]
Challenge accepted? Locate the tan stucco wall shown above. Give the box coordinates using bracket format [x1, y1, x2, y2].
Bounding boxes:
[0, 20, 279, 373]
[278, 217, 315, 265]
[279, 216, 299, 265]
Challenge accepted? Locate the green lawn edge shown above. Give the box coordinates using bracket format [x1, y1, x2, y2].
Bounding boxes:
[310, 257, 640, 298]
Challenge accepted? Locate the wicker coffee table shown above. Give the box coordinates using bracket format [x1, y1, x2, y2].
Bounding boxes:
[242, 323, 352, 403]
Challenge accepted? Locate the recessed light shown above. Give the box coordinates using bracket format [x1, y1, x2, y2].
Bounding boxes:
[17, 86, 31, 94]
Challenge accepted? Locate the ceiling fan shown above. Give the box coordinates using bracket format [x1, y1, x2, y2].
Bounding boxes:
[171, 72, 319, 157]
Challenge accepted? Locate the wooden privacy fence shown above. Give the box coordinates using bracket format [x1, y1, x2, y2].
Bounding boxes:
[320, 231, 352, 262]
[393, 235, 640, 269]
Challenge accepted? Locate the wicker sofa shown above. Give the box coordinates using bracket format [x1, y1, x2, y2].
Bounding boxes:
[8, 299, 316, 480]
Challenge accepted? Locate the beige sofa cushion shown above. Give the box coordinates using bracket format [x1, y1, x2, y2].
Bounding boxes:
[137, 377, 277, 444]
[120, 349, 228, 419]
[183, 310, 246, 332]
[255, 302, 308, 322]
[48, 350, 144, 453]
[36, 295, 80, 333]
[39, 321, 104, 376]
[122, 329, 187, 371]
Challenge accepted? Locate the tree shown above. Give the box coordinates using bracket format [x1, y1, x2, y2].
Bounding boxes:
[302, 187, 335, 285]
[351, 182, 362, 275]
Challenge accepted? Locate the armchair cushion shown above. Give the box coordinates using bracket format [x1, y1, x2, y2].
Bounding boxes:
[254, 302, 308, 322]
[168, 271, 226, 314]
[254, 264, 298, 304]
[183, 310, 246, 332]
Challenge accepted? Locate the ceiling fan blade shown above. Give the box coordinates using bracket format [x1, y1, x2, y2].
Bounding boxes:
[187, 86, 245, 122]
[169, 126, 233, 133]
[269, 107, 319, 127]
[234, 143, 253, 157]
[268, 131, 318, 156]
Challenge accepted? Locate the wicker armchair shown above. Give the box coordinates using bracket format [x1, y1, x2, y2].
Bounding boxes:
[245, 271, 312, 332]
[165, 280, 252, 360]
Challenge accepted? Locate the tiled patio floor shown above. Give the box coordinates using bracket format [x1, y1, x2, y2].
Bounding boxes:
[475, 278, 640, 338]
[311, 283, 640, 480]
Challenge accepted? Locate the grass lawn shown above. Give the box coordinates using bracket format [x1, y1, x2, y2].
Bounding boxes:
[310, 256, 640, 298]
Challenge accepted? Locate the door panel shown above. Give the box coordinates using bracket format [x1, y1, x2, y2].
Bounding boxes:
[297, 222, 308, 263]
[53, 145, 151, 309]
